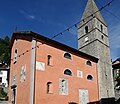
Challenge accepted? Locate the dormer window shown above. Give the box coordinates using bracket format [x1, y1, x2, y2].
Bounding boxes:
[85, 26, 89, 34]
[64, 52, 72, 60]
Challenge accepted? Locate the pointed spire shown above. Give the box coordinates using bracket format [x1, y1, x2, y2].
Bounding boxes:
[81, 0, 106, 25]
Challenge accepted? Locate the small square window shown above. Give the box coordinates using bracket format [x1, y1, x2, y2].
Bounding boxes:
[77, 70, 83, 78]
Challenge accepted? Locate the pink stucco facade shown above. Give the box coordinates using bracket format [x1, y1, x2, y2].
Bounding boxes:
[9, 34, 32, 104]
[9, 32, 99, 104]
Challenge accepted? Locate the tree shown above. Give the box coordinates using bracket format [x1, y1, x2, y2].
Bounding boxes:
[0, 36, 10, 65]
[4, 36, 10, 42]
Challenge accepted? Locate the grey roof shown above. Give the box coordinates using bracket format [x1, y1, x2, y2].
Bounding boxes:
[81, 0, 106, 25]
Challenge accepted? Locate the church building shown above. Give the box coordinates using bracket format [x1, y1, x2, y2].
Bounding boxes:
[9, 0, 115, 104]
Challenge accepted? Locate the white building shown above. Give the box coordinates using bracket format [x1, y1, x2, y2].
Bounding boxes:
[0, 63, 9, 88]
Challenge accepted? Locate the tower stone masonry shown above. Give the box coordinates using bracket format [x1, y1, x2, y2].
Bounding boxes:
[78, 0, 115, 99]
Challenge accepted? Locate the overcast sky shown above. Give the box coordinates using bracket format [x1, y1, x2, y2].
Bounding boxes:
[0, 0, 120, 61]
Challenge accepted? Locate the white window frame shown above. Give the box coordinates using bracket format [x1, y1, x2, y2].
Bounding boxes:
[77, 70, 83, 78]
[63, 52, 72, 60]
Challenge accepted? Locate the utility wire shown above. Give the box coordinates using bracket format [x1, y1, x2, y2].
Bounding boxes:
[51, 0, 115, 39]
[95, 0, 120, 22]
[10, 0, 115, 61]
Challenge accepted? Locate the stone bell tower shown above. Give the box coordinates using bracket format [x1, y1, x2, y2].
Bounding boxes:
[78, 0, 115, 99]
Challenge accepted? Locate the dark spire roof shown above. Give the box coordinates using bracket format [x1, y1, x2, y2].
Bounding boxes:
[81, 0, 106, 25]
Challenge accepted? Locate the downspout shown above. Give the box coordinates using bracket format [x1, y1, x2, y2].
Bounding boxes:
[33, 40, 37, 104]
